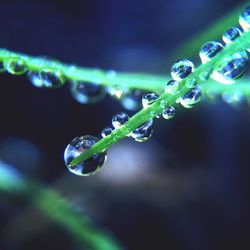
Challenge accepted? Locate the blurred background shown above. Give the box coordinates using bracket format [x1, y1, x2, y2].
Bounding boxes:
[0, 0, 250, 249]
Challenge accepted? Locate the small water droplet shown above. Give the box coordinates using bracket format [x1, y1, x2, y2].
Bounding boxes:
[101, 127, 113, 138]
[222, 26, 242, 44]
[222, 90, 244, 107]
[5, 58, 27, 75]
[199, 41, 223, 63]
[179, 87, 202, 108]
[70, 81, 106, 104]
[199, 71, 210, 81]
[165, 80, 179, 95]
[120, 89, 145, 111]
[186, 78, 197, 88]
[112, 112, 129, 128]
[130, 119, 153, 142]
[0, 61, 5, 73]
[64, 135, 107, 176]
[211, 51, 248, 84]
[160, 99, 168, 109]
[171, 59, 194, 81]
[28, 69, 65, 88]
[107, 85, 128, 100]
[239, 6, 250, 31]
[106, 70, 117, 79]
[162, 106, 176, 120]
[142, 92, 159, 108]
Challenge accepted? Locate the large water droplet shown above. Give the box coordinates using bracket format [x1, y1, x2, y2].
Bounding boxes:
[142, 92, 159, 108]
[171, 59, 194, 81]
[28, 69, 65, 88]
[5, 58, 27, 75]
[222, 26, 242, 44]
[70, 81, 106, 104]
[199, 41, 223, 63]
[239, 6, 250, 31]
[179, 87, 202, 108]
[162, 106, 176, 120]
[130, 119, 153, 142]
[211, 51, 248, 84]
[64, 135, 107, 176]
[101, 127, 113, 138]
[112, 112, 129, 128]
[164, 80, 179, 95]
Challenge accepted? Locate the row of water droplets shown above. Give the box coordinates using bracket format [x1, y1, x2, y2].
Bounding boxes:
[1, 7, 249, 176]
[64, 6, 250, 176]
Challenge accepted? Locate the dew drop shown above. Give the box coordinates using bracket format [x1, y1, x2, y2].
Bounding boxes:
[28, 69, 65, 88]
[64, 135, 107, 176]
[199, 41, 223, 63]
[130, 119, 153, 142]
[120, 89, 145, 111]
[112, 112, 129, 128]
[171, 59, 194, 81]
[199, 71, 210, 81]
[70, 81, 106, 104]
[142, 92, 159, 108]
[239, 6, 250, 31]
[222, 90, 244, 107]
[179, 86, 202, 108]
[162, 106, 176, 120]
[5, 58, 27, 75]
[101, 127, 113, 138]
[164, 80, 179, 95]
[222, 26, 242, 44]
[211, 51, 248, 84]
[107, 85, 128, 100]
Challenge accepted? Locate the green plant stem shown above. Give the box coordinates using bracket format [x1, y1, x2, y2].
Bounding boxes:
[70, 30, 250, 166]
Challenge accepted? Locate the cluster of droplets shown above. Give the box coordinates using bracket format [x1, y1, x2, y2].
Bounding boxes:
[61, 6, 250, 176]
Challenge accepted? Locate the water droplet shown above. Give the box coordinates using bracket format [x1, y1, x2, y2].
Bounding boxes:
[107, 85, 128, 100]
[160, 99, 168, 108]
[199, 71, 210, 81]
[222, 26, 242, 44]
[120, 89, 145, 111]
[239, 6, 250, 31]
[165, 80, 179, 95]
[64, 135, 107, 176]
[101, 127, 113, 138]
[162, 106, 176, 120]
[222, 90, 244, 107]
[0, 61, 5, 73]
[211, 51, 248, 84]
[171, 59, 194, 81]
[199, 41, 223, 63]
[186, 78, 197, 88]
[179, 87, 202, 108]
[28, 69, 65, 88]
[70, 81, 106, 104]
[5, 58, 27, 75]
[112, 112, 129, 128]
[142, 92, 159, 108]
[130, 119, 153, 142]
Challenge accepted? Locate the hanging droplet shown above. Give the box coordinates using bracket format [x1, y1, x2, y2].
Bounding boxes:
[112, 112, 129, 128]
[101, 127, 113, 138]
[239, 6, 250, 31]
[199, 41, 223, 63]
[222, 26, 242, 44]
[130, 119, 153, 142]
[4, 58, 27, 75]
[64, 135, 107, 176]
[28, 69, 65, 88]
[162, 106, 176, 120]
[0, 61, 5, 73]
[179, 87, 202, 108]
[164, 80, 179, 95]
[120, 89, 145, 111]
[171, 59, 194, 81]
[211, 51, 248, 84]
[70, 81, 106, 104]
[107, 85, 128, 100]
[142, 92, 159, 108]
[222, 90, 245, 107]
